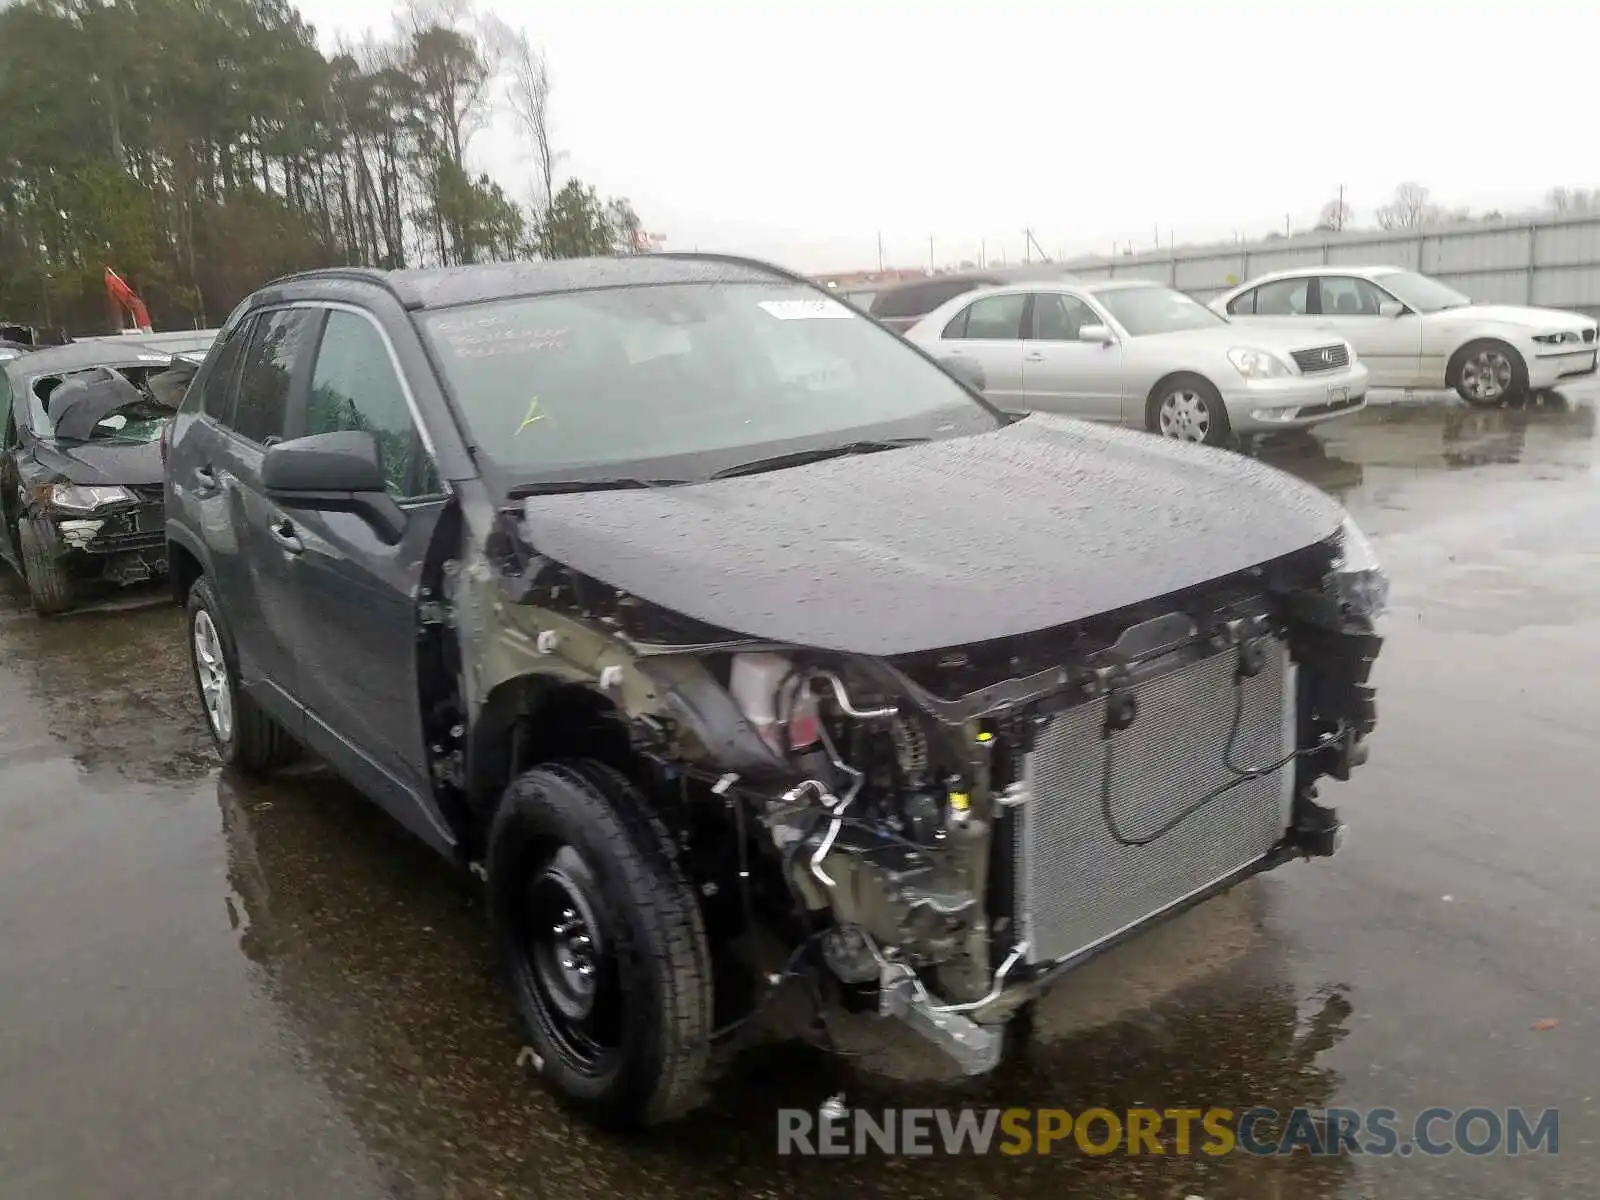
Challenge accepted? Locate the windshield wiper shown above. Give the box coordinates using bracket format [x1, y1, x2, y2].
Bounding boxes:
[708, 437, 930, 481]
[508, 477, 690, 497]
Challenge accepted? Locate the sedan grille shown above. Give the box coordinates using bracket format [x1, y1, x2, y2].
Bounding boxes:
[1014, 636, 1295, 965]
[1291, 344, 1350, 374]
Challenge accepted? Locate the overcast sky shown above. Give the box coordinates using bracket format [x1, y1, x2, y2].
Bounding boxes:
[300, 0, 1596, 274]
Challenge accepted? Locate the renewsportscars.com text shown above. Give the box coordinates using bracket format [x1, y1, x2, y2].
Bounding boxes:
[777, 1106, 1559, 1158]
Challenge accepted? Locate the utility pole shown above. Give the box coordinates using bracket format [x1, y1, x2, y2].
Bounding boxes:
[877, 230, 884, 272]
[1285, 213, 1291, 237]
[1023, 229, 1030, 265]
[1337, 183, 1346, 231]
[928, 234, 934, 273]
[980, 238, 986, 269]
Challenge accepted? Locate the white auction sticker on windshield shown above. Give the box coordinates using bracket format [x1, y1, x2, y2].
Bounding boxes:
[758, 299, 856, 320]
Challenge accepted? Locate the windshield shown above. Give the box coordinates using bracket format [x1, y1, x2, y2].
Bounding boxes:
[419, 281, 1000, 485]
[1375, 271, 1471, 313]
[1092, 285, 1226, 336]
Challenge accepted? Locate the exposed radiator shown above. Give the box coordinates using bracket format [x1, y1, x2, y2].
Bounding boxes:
[1014, 637, 1295, 965]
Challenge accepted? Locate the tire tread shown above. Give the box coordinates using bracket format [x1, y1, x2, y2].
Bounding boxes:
[491, 759, 714, 1127]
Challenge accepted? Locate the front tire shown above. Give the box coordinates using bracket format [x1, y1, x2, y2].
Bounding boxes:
[185, 575, 296, 773]
[18, 517, 75, 615]
[488, 759, 714, 1129]
[1451, 338, 1527, 407]
[1147, 374, 1232, 446]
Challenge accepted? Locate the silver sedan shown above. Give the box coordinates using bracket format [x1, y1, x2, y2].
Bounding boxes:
[904, 279, 1370, 445]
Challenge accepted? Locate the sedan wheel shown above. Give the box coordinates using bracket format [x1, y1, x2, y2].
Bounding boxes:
[1453, 339, 1527, 408]
[1459, 347, 1513, 403]
[1154, 377, 1234, 446]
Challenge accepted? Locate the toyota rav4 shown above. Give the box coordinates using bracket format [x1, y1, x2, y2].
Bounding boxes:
[163, 255, 1384, 1128]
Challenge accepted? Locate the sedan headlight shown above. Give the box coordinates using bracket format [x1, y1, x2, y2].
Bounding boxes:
[46, 484, 136, 513]
[1327, 514, 1389, 623]
[1228, 347, 1293, 379]
[1532, 330, 1583, 346]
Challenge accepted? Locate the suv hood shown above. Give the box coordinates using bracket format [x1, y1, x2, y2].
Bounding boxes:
[517, 414, 1345, 657]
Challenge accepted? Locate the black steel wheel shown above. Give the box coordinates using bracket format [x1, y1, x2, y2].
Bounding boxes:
[488, 759, 714, 1128]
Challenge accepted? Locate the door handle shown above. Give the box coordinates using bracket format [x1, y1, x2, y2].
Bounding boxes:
[268, 518, 303, 555]
[1024, 352, 1046, 362]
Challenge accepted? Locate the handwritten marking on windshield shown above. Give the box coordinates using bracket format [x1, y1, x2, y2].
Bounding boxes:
[516, 396, 547, 435]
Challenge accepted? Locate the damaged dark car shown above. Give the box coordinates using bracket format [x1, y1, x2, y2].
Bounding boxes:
[1, 337, 209, 613]
[164, 257, 1384, 1128]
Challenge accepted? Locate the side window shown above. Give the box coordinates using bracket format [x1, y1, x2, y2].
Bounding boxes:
[201, 320, 251, 421]
[1316, 275, 1390, 317]
[956, 293, 1027, 340]
[1031, 293, 1100, 340]
[1254, 277, 1311, 316]
[231, 309, 319, 443]
[307, 311, 441, 501]
[1226, 288, 1258, 316]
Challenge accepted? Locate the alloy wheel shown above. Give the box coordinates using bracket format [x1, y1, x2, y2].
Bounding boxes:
[192, 609, 234, 742]
[1460, 348, 1513, 402]
[1158, 388, 1213, 442]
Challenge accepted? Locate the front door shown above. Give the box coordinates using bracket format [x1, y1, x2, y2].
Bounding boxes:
[284, 307, 453, 853]
[930, 291, 1029, 410]
[1311, 275, 1423, 387]
[1020, 291, 1124, 420]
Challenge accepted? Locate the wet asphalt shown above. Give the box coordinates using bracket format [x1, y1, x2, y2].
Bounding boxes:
[2, 391, 1598, 1199]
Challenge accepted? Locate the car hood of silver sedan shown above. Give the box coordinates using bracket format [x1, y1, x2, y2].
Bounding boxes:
[517, 413, 1346, 656]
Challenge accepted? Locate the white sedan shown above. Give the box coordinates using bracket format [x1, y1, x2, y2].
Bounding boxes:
[903, 279, 1369, 446]
[1212, 266, 1598, 406]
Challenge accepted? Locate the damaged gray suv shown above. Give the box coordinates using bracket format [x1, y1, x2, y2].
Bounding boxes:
[163, 256, 1385, 1128]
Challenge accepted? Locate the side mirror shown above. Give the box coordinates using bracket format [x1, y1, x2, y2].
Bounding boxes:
[942, 354, 986, 391]
[1378, 301, 1406, 318]
[262, 430, 406, 544]
[1078, 323, 1115, 345]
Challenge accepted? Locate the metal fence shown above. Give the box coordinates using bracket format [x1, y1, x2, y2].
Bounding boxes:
[1055, 213, 1600, 318]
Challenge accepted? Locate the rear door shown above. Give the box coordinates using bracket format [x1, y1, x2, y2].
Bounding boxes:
[190, 308, 321, 732]
[282, 306, 452, 850]
[1019, 291, 1124, 419]
[1225, 275, 1314, 334]
[930, 291, 1030, 409]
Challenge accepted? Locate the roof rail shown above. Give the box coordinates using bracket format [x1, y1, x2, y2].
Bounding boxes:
[653, 251, 821, 292]
[262, 266, 423, 310]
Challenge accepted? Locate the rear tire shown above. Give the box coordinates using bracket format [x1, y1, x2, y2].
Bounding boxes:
[1147, 374, 1232, 446]
[488, 759, 714, 1129]
[18, 517, 75, 615]
[1451, 338, 1527, 407]
[185, 575, 296, 773]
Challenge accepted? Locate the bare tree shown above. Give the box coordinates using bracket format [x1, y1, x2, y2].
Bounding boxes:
[1374, 181, 1434, 231]
[1546, 186, 1597, 215]
[1317, 194, 1352, 232]
[506, 29, 563, 213]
